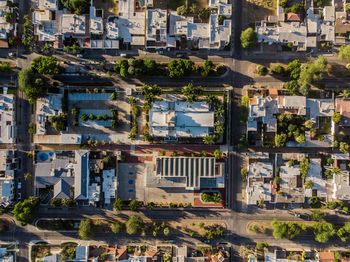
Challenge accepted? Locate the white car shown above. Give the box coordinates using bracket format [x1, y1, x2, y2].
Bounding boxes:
[76, 54, 83, 58]
[17, 182, 21, 189]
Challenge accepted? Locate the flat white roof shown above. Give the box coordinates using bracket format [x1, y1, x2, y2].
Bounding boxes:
[0, 94, 15, 144]
[149, 101, 214, 138]
[61, 14, 86, 35]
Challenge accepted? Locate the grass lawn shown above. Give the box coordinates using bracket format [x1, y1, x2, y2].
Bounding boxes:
[243, 0, 277, 26]
[167, 0, 208, 10]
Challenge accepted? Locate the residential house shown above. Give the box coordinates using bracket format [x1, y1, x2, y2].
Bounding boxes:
[305, 159, 327, 199]
[335, 0, 350, 45]
[35, 151, 90, 205]
[117, 0, 147, 47]
[247, 96, 278, 146]
[246, 153, 273, 205]
[332, 153, 350, 200]
[0, 0, 15, 48]
[32, 0, 58, 43]
[167, 3, 231, 50]
[0, 150, 16, 208]
[34, 94, 82, 144]
[247, 93, 334, 147]
[255, 0, 335, 51]
[276, 163, 305, 205]
[335, 98, 350, 134]
[146, 9, 168, 49]
[0, 247, 15, 262]
[0, 91, 16, 144]
[149, 100, 215, 140]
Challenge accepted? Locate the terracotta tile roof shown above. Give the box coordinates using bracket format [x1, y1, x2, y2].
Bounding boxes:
[319, 251, 335, 261]
[286, 12, 302, 22]
[0, 40, 8, 48]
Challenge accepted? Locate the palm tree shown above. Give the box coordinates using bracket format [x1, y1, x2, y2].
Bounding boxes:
[338, 90, 350, 98]
[189, 3, 198, 14]
[110, 91, 118, 100]
[203, 135, 216, 145]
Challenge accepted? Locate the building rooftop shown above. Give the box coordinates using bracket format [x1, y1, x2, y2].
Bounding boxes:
[150, 100, 214, 138]
[0, 93, 16, 144]
[146, 9, 167, 47]
[36, 94, 63, 135]
[61, 14, 87, 35]
[155, 156, 223, 190]
[278, 96, 306, 115]
[35, 151, 89, 201]
[277, 164, 304, 204]
[38, 0, 57, 10]
[333, 170, 350, 200]
[305, 159, 327, 198]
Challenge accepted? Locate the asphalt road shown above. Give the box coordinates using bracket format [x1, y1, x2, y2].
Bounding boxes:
[2, 207, 350, 262]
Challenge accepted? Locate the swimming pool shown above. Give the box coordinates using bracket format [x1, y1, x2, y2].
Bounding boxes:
[37, 151, 55, 162]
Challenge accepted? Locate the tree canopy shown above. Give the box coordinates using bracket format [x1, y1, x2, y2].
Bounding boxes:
[31, 56, 60, 75]
[13, 197, 39, 225]
[240, 28, 257, 49]
[271, 220, 303, 240]
[181, 83, 203, 102]
[338, 45, 350, 62]
[298, 56, 328, 87]
[18, 68, 46, 104]
[168, 59, 195, 78]
[313, 222, 335, 243]
[78, 219, 94, 240]
[126, 215, 144, 235]
[61, 0, 90, 14]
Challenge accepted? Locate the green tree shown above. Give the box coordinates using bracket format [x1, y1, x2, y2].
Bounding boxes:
[295, 134, 306, 144]
[271, 220, 303, 240]
[240, 28, 257, 49]
[111, 222, 122, 234]
[163, 227, 170, 236]
[304, 180, 313, 189]
[129, 199, 139, 211]
[126, 215, 144, 235]
[298, 56, 328, 87]
[337, 222, 350, 242]
[13, 197, 39, 225]
[256, 65, 268, 76]
[203, 135, 216, 145]
[61, 0, 90, 14]
[304, 120, 314, 130]
[189, 3, 198, 14]
[339, 142, 349, 153]
[198, 7, 211, 21]
[338, 45, 350, 62]
[270, 64, 285, 75]
[313, 222, 335, 243]
[287, 59, 301, 79]
[176, 5, 188, 15]
[18, 68, 46, 104]
[168, 59, 195, 78]
[0, 62, 11, 73]
[31, 56, 59, 75]
[78, 219, 94, 240]
[333, 112, 342, 124]
[181, 83, 204, 102]
[22, 15, 34, 47]
[241, 167, 248, 183]
[275, 133, 287, 147]
[113, 198, 123, 211]
[201, 60, 215, 77]
[213, 149, 222, 160]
